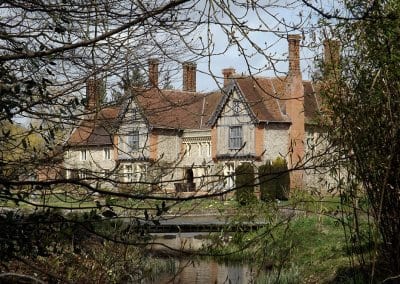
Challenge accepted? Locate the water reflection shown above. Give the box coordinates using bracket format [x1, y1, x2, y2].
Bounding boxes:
[150, 258, 256, 284]
[149, 233, 212, 251]
[146, 233, 257, 284]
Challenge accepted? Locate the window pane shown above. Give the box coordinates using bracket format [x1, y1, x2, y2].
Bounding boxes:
[132, 108, 138, 120]
[129, 131, 139, 150]
[81, 150, 87, 160]
[229, 126, 242, 149]
[104, 148, 111, 160]
[126, 165, 133, 182]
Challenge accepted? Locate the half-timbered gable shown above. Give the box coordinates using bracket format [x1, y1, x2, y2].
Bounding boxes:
[209, 82, 258, 161]
[117, 97, 150, 162]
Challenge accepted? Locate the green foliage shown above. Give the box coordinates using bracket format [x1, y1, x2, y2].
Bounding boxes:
[259, 161, 273, 201]
[0, 209, 98, 261]
[235, 163, 256, 206]
[0, 209, 173, 282]
[323, 0, 400, 278]
[256, 264, 300, 284]
[203, 211, 357, 283]
[260, 157, 290, 201]
[0, 121, 46, 180]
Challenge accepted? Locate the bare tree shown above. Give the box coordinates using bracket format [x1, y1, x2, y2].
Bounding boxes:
[0, 0, 336, 282]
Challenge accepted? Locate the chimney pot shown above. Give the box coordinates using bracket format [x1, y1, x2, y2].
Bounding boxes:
[182, 61, 196, 92]
[148, 58, 159, 87]
[222, 68, 235, 87]
[288, 34, 302, 77]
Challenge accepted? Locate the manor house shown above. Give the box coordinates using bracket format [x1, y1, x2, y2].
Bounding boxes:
[63, 35, 332, 195]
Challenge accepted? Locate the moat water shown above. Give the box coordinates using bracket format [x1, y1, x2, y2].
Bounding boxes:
[149, 258, 257, 284]
[144, 233, 261, 284]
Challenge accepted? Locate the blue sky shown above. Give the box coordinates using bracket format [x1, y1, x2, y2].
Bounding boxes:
[175, 1, 321, 92]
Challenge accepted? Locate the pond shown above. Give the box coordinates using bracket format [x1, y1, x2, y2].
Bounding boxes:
[144, 233, 262, 284]
[147, 258, 258, 284]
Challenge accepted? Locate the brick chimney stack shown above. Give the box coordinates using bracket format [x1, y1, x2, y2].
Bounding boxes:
[182, 62, 196, 92]
[286, 34, 305, 190]
[148, 58, 159, 88]
[86, 78, 102, 111]
[288, 34, 302, 77]
[222, 68, 235, 87]
[323, 39, 340, 78]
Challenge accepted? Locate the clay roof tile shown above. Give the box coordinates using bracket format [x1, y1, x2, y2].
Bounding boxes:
[67, 107, 120, 146]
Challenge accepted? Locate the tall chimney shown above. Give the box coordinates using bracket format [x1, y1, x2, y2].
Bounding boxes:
[222, 68, 235, 87]
[288, 34, 302, 77]
[148, 58, 159, 87]
[323, 39, 340, 78]
[182, 61, 196, 92]
[86, 78, 103, 111]
[286, 34, 305, 190]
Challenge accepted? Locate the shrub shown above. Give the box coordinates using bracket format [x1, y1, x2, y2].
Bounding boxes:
[273, 157, 290, 200]
[260, 157, 290, 201]
[235, 163, 256, 205]
[259, 161, 275, 201]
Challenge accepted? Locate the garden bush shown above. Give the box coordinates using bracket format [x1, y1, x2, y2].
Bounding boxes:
[235, 163, 256, 205]
[260, 157, 290, 201]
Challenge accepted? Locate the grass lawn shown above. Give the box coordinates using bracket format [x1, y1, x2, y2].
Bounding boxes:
[286, 216, 351, 282]
[199, 198, 369, 283]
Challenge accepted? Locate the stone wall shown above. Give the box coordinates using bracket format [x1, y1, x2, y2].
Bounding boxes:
[263, 123, 290, 161]
[64, 146, 116, 178]
[156, 130, 181, 162]
[303, 128, 338, 192]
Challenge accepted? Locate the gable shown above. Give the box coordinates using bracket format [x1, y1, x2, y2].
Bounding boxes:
[119, 98, 147, 127]
[208, 81, 258, 126]
[209, 76, 321, 126]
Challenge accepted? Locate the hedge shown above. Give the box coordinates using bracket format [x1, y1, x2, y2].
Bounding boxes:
[235, 163, 256, 205]
[260, 157, 290, 201]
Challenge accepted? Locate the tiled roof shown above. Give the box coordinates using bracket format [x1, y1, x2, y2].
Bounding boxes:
[67, 107, 120, 146]
[66, 88, 222, 147]
[235, 76, 289, 122]
[134, 88, 222, 129]
[232, 76, 320, 124]
[67, 75, 320, 147]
